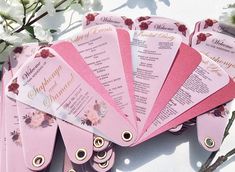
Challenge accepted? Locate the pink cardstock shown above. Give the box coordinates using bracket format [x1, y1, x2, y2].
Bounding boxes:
[138, 78, 235, 144]
[2, 62, 33, 172]
[8, 44, 58, 171]
[134, 16, 190, 44]
[83, 12, 134, 30]
[0, 63, 7, 172]
[6, 44, 137, 146]
[130, 30, 182, 137]
[136, 54, 232, 144]
[71, 24, 137, 130]
[141, 43, 202, 136]
[191, 31, 235, 151]
[57, 119, 93, 164]
[197, 103, 229, 151]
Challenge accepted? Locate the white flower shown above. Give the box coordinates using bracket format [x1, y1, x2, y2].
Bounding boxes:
[71, 0, 103, 13]
[34, 25, 53, 42]
[91, 0, 103, 11]
[0, 0, 24, 24]
[40, 0, 56, 16]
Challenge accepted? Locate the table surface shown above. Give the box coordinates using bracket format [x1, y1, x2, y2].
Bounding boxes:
[2, 0, 235, 171]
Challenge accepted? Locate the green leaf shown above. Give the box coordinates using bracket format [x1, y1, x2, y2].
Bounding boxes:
[25, 26, 35, 38]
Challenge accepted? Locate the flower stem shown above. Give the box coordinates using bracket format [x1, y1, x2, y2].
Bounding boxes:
[15, 0, 69, 33]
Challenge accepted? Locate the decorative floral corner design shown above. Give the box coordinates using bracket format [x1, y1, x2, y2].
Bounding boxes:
[121, 16, 134, 30]
[85, 13, 99, 25]
[81, 100, 107, 126]
[204, 19, 218, 29]
[175, 23, 187, 36]
[23, 111, 55, 128]
[139, 21, 152, 30]
[10, 129, 22, 146]
[196, 33, 212, 45]
[35, 49, 55, 58]
[209, 104, 228, 118]
[8, 77, 19, 95]
[137, 16, 151, 22]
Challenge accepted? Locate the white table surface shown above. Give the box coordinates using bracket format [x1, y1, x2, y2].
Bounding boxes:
[2, 0, 235, 171]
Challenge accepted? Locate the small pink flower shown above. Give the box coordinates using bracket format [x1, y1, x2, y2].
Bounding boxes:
[139, 21, 152, 30]
[197, 33, 207, 41]
[13, 46, 23, 54]
[85, 13, 99, 25]
[121, 17, 134, 30]
[10, 130, 22, 146]
[35, 49, 55, 58]
[8, 78, 19, 95]
[204, 19, 217, 29]
[86, 14, 95, 22]
[205, 19, 214, 26]
[196, 33, 212, 45]
[86, 109, 100, 126]
[175, 23, 187, 36]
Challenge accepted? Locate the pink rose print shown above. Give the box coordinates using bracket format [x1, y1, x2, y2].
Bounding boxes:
[204, 19, 217, 29]
[86, 13, 99, 25]
[81, 100, 107, 126]
[196, 33, 212, 45]
[35, 49, 55, 58]
[139, 21, 152, 30]
[23, 111, 54, 128]
[137, 16, 151, 22]
[8, 78, 19, 95]
[121, 16, 134, 30]
[13, 46, 23, 54]
[175, 23, 187, 36]
[10, 130, 22, 146]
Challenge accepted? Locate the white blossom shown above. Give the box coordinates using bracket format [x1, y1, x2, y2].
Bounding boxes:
[0, 0, 24, 24]
[34, 25, 53, 42]
[91, 0, 103, 11]
[71, 0, 103, 13]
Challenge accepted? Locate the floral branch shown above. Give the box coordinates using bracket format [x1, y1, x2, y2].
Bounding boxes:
[15, 0, 69, 33]
[0, 0, 103, 64]
[199, 112, 235, 172]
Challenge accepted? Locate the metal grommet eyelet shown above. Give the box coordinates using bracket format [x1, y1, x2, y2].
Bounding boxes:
[97, 151, 107, 160]
[68, 169, 76, 172]
[121, 131, 133, 142]
[98, 160, 109, 169]
[94, 136, 104, 148]
[75, 149, 87, 161]
[32, 155, 45, 168]
[204, 137, 215, 148]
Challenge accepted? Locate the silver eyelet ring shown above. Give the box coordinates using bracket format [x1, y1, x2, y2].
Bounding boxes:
[94, 136, 104, 148]
[97, 151, 107, 160]
[75, 148, 87, 161]
[121, 131, 133, 142]
[98, 160, 109, 168]
[204, 137, 215, 148]
[32, 155, 45, 168]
